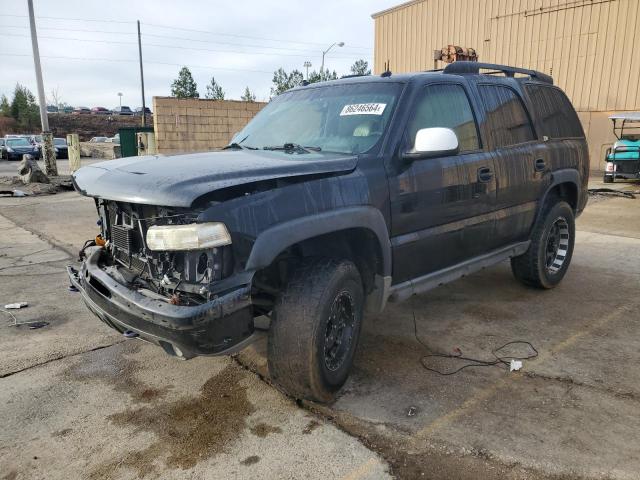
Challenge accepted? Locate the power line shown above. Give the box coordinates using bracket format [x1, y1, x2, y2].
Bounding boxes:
[0, 33, 369, 59]
[0, 14, 372, 51]
[0, 52, 276, 74]
[0, 24, 371, 55]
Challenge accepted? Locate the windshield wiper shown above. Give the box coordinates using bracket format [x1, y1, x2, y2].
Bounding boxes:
[262, 143, 321, 153]
[223, 134, 257, 150]
[223, 142, 258, 150]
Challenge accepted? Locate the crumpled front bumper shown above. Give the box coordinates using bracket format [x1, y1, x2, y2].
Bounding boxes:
[67, 247, 256, 358]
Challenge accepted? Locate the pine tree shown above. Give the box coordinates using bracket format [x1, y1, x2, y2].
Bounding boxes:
[171, 67, 199, 98]
[205, 77, 225, 100]
[350, 59, 371, 76]
[271, 68, 304, 96]
[0, 94, 10, 117]
[9, 84, 39, 129]
[241, 86, 256, 102]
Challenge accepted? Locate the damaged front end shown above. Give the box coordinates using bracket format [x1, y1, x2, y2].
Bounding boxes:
[67, 199, 255, 358]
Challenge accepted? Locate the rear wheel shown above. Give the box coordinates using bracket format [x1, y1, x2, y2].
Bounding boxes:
[603, 174, 614, 183]
[511, 200, 575, 289]
[268, 258, 363, 403]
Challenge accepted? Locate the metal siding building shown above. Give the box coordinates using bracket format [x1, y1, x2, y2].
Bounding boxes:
[372, 0, 640, 169]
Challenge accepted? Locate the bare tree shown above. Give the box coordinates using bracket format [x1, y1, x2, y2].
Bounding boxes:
[48, 86, 63, 108]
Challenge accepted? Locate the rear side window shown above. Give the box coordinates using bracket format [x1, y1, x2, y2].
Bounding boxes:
[408, 84, 480, 152]
[524, 84, 584, 138]
[478, 84, 535, 147]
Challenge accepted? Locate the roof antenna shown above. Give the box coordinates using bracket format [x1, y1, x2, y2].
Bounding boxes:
[381, 59, 392, 77]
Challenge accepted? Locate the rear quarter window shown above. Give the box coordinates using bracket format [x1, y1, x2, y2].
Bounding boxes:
[478, 84, 536, 148]
[524, 84, 584, 139]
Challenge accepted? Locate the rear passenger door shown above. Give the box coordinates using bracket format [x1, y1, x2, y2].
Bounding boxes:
[389, 82, 497, 283]
[476, 83, 542, 247]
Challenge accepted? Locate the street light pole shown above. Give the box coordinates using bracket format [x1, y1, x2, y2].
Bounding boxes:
[303, 61, 312, 80]
[118, 92, 123, 108]
[320, 42, 344, 73]
[27, 0, 57, 176]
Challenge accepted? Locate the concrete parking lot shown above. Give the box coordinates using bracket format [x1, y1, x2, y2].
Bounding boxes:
[1, 178, 639, 479]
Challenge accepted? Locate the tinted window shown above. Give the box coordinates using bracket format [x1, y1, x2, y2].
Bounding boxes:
[524, 85, 584, 138]
[408, 84, 479, 152]
[478, 84, 535, 147]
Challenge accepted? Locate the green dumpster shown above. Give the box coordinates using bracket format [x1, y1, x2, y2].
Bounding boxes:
[118, 126, 154, 158]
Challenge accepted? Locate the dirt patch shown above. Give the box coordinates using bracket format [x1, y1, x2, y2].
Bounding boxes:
[2, 471, 18, 480]
[90, 363, 254, 478]
[249, 422, 282, 438]
[240, 455, 261, 466]
[64, 341, 170, 404]
[52, 428, 73, 438]
[302, 419, 321, 434]
[463, 304, 517, 322]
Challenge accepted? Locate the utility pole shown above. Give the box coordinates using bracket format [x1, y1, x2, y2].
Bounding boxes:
[137, 20, 146, 127]
[27, 0, 57, 176]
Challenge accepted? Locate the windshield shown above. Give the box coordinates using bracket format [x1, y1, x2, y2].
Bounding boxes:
[7, 138, 32, 147]
[235, 82, 402, 155]
[54, 138, 67, 146]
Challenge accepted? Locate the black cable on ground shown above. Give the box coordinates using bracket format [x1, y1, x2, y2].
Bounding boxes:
[411, 299, 538, 376]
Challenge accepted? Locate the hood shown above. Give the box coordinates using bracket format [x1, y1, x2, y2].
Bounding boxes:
[72, 150, 358, 207]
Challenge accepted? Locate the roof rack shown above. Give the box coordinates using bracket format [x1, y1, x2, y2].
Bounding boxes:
[443, 61, 553, 85]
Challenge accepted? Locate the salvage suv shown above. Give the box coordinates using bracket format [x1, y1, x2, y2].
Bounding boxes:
[68, 62, 588, 402]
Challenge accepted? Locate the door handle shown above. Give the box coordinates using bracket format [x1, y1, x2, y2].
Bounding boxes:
[477, 167, 493, 183]
[534, 158, 546, 172]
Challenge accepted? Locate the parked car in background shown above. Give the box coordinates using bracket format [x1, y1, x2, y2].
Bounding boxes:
[91, 107, 112, 115]
[29, 134, 43, 146]
[89, 136, 109, 143]
[53, 137, 69, 159]
[62, 106, 74, 114]
[3, 136, 39, 160]
[73, 107, 91, 115]
[47, 105, 59, 113]
[0, 138, 5, 157]
[105, 133, 120, 144]
[135, 107, 152, 116]
[112, 106, 133, 116]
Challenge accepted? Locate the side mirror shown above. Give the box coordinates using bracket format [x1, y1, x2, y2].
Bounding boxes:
[403, 127, 459, 161]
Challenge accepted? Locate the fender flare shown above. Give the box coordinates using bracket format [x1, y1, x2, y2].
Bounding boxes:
[536, 169, 582, 222]
[244, 206, 392, 277]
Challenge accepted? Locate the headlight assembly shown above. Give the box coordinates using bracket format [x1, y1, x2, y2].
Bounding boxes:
[146, 222, 231, 251]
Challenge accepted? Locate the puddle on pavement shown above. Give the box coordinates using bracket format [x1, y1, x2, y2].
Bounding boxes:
[64, 341, 170, 404]
[90, 363, 255, 479]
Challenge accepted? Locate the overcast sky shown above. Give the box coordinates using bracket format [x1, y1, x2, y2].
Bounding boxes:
[0, 0, 397, 108]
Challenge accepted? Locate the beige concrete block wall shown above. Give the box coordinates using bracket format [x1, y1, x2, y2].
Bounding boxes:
[152, 97, 266, 155]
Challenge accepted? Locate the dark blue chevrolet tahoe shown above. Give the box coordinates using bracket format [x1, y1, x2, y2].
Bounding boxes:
[69, 62, 588, 402]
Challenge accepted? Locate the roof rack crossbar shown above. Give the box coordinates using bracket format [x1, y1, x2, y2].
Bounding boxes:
[443, 61, 553, 84]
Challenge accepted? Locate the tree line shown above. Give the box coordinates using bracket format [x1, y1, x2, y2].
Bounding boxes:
[1, 84, 40, 130]
[170, 59, 371, 100]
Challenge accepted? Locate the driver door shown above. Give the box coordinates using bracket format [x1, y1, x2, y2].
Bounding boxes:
[389, 82, 497, 284]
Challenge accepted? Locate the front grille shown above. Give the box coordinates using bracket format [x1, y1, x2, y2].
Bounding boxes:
[114, 248, 147, 273]
[112, 225, 137, 253]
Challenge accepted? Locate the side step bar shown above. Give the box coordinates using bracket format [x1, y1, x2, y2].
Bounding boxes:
[388, 241, 530, 303]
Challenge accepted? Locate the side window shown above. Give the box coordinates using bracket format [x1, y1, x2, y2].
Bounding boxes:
[408, 84, 480, 152]
[478, 84, 535, 147]
[524, 84, 584, 138]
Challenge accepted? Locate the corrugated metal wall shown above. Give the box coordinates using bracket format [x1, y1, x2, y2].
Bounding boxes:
[373, 0, 640, 112]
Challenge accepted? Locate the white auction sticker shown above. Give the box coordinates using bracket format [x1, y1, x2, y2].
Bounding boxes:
[340, 103, 387, 116]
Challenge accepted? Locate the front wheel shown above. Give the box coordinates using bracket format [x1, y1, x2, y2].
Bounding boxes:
[511, 200, 575, 289]
[268, 258, 364, 403]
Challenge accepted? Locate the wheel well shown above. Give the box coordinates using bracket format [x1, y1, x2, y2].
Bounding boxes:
[251, 228, 383, 307]
[548, 182, 578, 211]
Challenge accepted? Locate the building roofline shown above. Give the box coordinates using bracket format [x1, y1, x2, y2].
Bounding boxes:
[371, 0, 425, 19]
